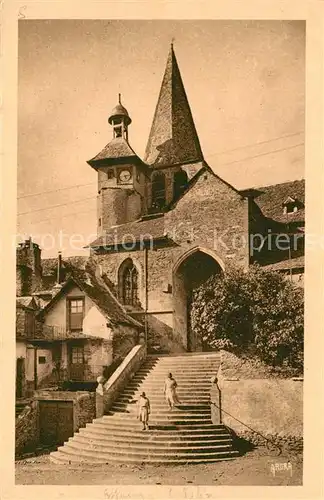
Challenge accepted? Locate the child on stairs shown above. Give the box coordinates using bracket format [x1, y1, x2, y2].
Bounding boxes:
[137, 392, 151, 430]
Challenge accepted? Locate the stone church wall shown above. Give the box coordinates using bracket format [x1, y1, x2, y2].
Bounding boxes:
[92, 170, 250, 352]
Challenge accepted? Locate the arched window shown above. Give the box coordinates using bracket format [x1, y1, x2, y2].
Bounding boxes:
[151, 172, 166, 211]
[173, 170, 188, 200]
[119, 259, 139, 306]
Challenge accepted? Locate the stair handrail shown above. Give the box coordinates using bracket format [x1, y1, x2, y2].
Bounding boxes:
[209, 400, 282, 455]
[209, 378, 283, 456]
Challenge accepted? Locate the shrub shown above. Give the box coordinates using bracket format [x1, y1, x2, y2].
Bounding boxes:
[190, 264, 304, 372]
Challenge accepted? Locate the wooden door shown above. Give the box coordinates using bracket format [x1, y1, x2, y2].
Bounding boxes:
[39, 400, 73, 447]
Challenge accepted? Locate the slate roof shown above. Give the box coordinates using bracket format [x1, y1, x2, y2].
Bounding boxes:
[16, 296, 37, 309]
[262, 255, 304, 272]
[38, 265, 142, 329]
[241, 179, 305, 224]
[144, 45, 204, 168]
[42, 256, 88, 276]
[89, 214, 167, 249]
[87, 138, 140, 168]
[40, 256, 88, 291]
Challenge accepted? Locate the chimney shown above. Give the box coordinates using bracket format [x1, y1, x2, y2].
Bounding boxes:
[57, 251, 63, 284]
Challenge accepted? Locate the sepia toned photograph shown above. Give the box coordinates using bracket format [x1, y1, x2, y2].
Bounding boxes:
[15, 19, 305, 486]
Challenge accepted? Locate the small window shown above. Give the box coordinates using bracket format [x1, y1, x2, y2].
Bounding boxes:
[114, 125, 122, 138]
[107, 169, 114, 180]
[173, 170, 188, 199]
[151, 172, 166, 210]
[98, 218, 102, 227]
[71, 346, 84, 364]
[38, 356, 46, 364]
[67, 298, 84, 332]
[283, 197, 301, 215]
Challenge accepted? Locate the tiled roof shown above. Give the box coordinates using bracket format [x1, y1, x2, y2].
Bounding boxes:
[39, 265, 142, 329]
[144, 45, 203, 168]
[89, 215, 167, 249]
[41, 256, 88, 276]
[87, 138, 139, 167]
[262, 255, 304, 271]
[16, 296, 37, 309]
[241, 179, 305, 223]
[40, 256, 88, 290]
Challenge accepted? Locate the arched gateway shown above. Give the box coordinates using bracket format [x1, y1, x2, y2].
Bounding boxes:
[173, 248, 224, 351]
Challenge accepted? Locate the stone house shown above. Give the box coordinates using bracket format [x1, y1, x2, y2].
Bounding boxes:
[16, 240, 142, 398]
[16, 44, 305, 395]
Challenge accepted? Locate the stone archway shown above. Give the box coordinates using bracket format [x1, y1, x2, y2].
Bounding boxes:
[173, 249, 223, 351]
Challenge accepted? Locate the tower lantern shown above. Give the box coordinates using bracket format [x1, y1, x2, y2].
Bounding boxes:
[108, 94, 132, 141]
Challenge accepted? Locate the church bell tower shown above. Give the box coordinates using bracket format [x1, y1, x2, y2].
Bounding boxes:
[87, 95, 148, 236]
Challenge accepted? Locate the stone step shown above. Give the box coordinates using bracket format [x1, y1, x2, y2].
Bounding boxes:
[83, 423, 227, 437]
[127, 383, 213, 389]
[92, 420, 216, 431]
[139, 359, 219, 364]
[109, 401, 210, 415]
[78, 428, 231, 443]
[50, 450, 237, 465]
[111, 403, 210, 411]
[116, 396, 211, 404]
[136, 367, 219, 373]
[65, 438, 233, 454]
[53, 445, 238, 463]
[121, 389, 211, 396]
[141, 366, 219, 372]
[106, 412, 211, 422]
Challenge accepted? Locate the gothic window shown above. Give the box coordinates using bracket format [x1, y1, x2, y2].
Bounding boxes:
[151, 172, 166, 210]
[173, 170, 188, 200]
[120, 259, 139, 306]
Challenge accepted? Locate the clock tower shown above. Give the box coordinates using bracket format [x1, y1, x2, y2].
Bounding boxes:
[87, 95, 149, 236]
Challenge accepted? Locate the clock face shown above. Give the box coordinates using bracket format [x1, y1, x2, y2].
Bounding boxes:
[119, 169, 132, 182]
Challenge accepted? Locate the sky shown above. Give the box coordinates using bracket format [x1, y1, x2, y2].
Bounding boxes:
[17, 20, 305, 258]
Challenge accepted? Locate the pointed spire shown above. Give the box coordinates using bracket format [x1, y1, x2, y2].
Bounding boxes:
[144, 45, 204, 167]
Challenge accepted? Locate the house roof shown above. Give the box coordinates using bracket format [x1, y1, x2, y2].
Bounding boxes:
[144, 44, 203, 168]
[262, 255, 304, 272]
[241, 179, 305, 224]
[16, 296, 38, 309]
[87, 138, 140, 168]
[42, 256, 88, 276]
[40, 256, 88, 291]
[88, 214, 167, 249]
[38, 265, 143, 329]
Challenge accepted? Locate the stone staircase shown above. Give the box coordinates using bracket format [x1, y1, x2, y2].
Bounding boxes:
[50, 353, 239, 464]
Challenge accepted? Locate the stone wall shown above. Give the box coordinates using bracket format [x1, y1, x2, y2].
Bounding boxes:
[92, 170, 250, 353]
[100, 344, 147, 416]
[16, 307, 26, 337]
[35, 390, 96, 432]
[15, 391, 96, 457]
[15, 400, 39, 458]
[216, 350, 303, 452]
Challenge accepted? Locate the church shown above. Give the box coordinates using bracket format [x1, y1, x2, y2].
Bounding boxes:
[86, 43, 305, 353]
[16, 44, 305, 398]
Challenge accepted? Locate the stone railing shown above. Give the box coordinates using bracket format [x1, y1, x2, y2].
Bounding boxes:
[96, 344, 147, 417]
